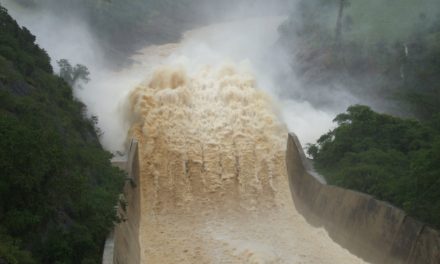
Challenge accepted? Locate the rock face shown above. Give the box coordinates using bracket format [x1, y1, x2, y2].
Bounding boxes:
[286, 133, 440, 264]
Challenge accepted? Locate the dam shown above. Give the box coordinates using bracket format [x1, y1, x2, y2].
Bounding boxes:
[99, 18, 365, 263]
[104, 17, 439, 264]
[110, 66, 366, 263]
[129, 64, 367, 263]
[0, 2, 438, 263]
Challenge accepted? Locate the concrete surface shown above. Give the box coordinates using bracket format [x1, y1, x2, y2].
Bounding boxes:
[103, 140, 141, 264]
[286, 133, 440, 264]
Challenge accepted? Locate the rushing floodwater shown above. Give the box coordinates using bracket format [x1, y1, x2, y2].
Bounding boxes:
[125, 18, 368, 264]
[0, 3, 370, 262]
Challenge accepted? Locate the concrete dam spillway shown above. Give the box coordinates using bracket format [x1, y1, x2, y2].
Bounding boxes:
[2, 3, 438, 262]
[123, 65, 363, 263]
[105, 17, 439, 264]
[104, 19, 440, 264]
[125, 64, 367, 264]
[105, 17, 369, 264]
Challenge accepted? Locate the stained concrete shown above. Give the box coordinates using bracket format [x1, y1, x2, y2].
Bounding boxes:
[102, 133, 439, 263]
[104, 140, 141, 264]
[286, 133, 440, 264]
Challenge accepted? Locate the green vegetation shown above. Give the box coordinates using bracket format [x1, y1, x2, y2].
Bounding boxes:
[0, 5, 124, 263]
[282, 1, 440, 229]
[57, 59, 90, 88]
[308, 105, 440, 229]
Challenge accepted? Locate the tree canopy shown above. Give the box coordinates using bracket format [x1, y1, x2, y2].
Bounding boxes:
[57, 59, 90, 88]
[308, 105, 440, 229]
[0, 5, 124, 263]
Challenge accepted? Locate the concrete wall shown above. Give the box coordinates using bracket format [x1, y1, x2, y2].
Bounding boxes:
[103, 140, 141, 264]
[286, 133, 440, 264]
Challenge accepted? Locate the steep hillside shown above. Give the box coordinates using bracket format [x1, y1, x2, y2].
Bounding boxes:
[0, 5, 124, 263]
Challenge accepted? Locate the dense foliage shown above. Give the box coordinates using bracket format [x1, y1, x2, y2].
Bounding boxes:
[308, 105, 440, 229]
[0, 6, 124, 263]
[281, 1, 440, 229]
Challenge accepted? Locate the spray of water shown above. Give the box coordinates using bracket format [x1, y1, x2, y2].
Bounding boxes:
[126, 62, 366, 263]
[2, 2, 370, 262]
[1, 0, 353, 150]
[129, 64, 286, 212]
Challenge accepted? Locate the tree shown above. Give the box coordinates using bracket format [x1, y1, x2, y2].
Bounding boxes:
[309, 105, 440, 228]
[0, 7, 124, 263]
[57, 59, 90, 88]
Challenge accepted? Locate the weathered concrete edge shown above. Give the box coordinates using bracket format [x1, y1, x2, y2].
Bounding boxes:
[103, 139, 141, 264]
[286, 132, 440, 264]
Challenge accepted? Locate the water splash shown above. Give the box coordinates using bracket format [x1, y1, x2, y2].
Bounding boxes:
[127, 64, 367, 264]
[129, 64, 286, 213]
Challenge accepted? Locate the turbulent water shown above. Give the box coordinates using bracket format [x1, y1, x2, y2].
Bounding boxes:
[127, 62, 367, 263]
[0, 3, 369, 262]
[130, 64, 286, 212]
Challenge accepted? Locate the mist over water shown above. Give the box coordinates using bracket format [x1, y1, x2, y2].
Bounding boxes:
[127, 63, 365, 264]
[132, 15, 353, 147]
[122, 16, 364, 263]
[0, 0, 363, 151]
